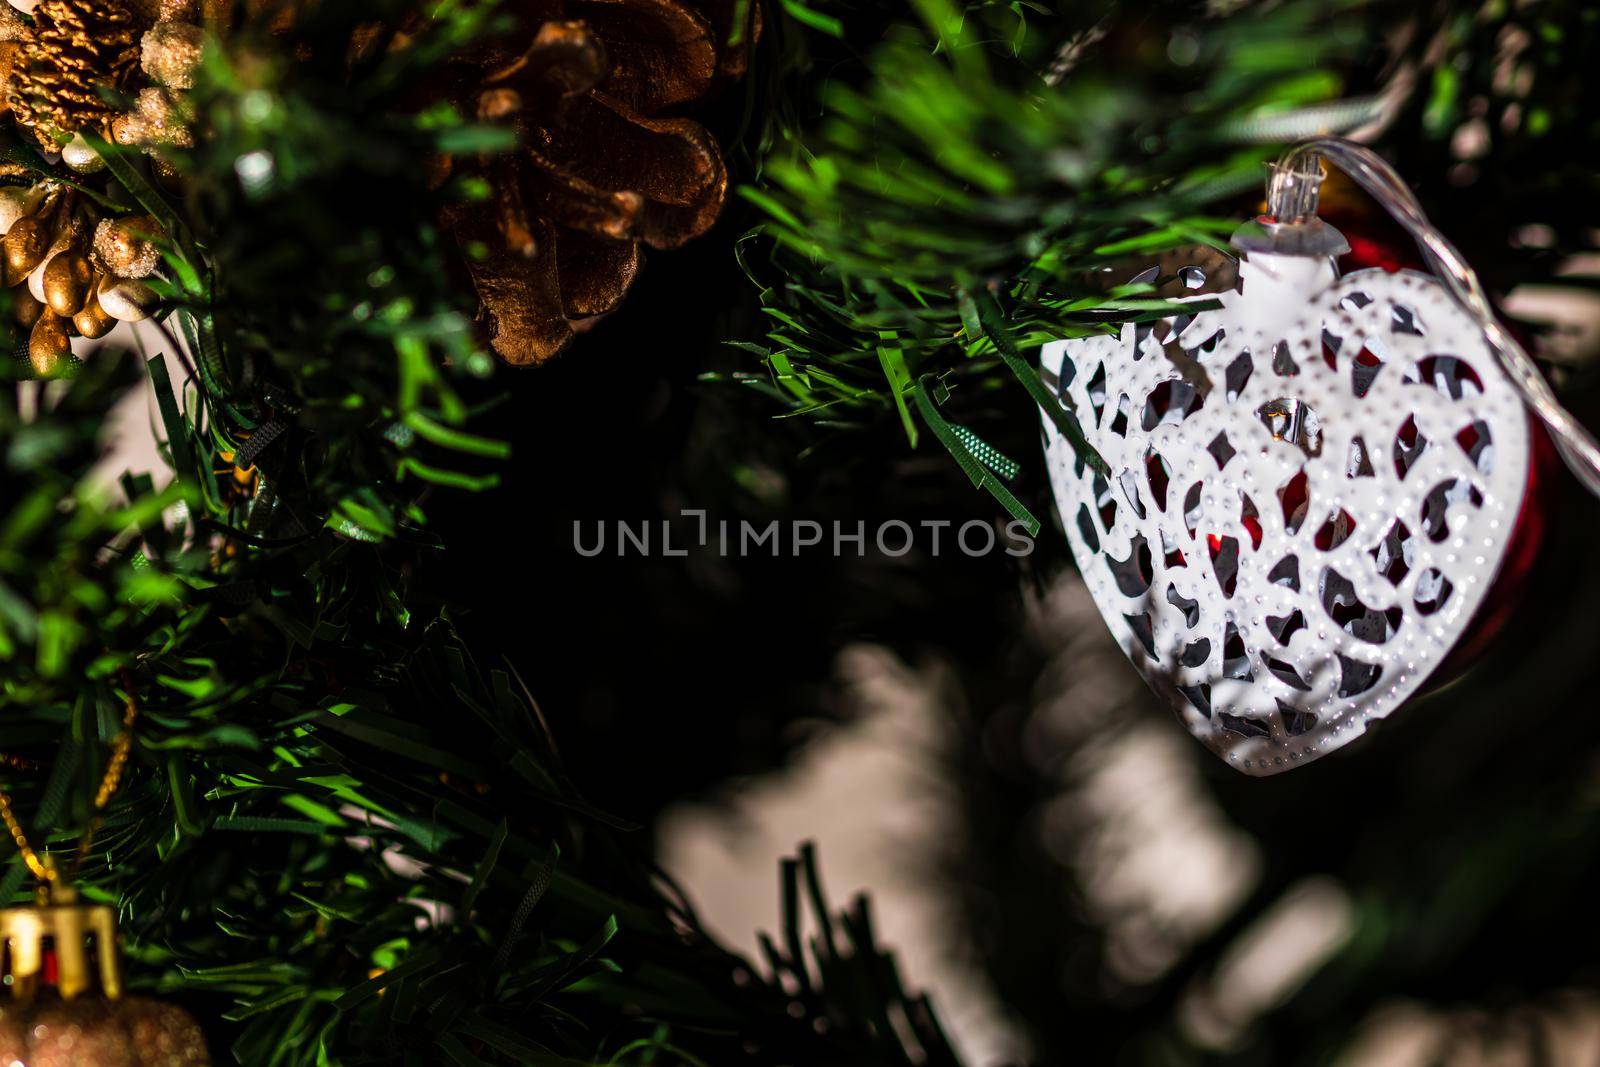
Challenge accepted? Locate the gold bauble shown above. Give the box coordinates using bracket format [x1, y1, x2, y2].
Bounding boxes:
[96, 275, 158, 321]
[0, 885, 209, 1066]
[42, 249, 92, 315]
[0, 997, 208, 1067]
[59, 131, 105, 173]
[0, 183, 45, 235]
[11, 283, 45, 328]
[28, 308, 70, 374]
[3, 214, 48, 280]
[72, 296, 114, 338]
[0, 998, 137, 1067]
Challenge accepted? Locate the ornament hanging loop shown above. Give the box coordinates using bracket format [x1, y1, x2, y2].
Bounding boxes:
[1265, 136, 1600, 498]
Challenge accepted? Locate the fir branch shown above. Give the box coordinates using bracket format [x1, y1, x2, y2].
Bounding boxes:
[738, 0, 1385, 518]
[0, 3, 977, 1064]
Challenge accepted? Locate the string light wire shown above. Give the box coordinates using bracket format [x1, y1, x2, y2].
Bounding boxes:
[1280, 136, 1600, 497]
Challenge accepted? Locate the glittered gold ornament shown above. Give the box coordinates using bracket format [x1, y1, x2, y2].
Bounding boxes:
[0, 884, 209, 1067]
[434, 0, 758, 366]
[140, 19, 203, 88]
[0, 4, 26, 42]
[94, 214, 163, 278]
[110, 85, 194, 149]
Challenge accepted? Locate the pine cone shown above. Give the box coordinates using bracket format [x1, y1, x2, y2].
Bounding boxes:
[437, 1, 760, 365]
[7, 0, 154, 146]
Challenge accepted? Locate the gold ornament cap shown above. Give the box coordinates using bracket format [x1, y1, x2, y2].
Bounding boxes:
[0, 878, 122, 1001]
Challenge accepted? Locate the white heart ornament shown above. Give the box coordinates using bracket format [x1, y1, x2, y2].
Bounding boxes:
[1040, 251, 1530, 774]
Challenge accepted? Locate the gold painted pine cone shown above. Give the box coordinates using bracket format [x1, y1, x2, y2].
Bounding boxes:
[439, 0, 759, 366]
[3, 0, 213, 161]
[5, 0, 149, 145]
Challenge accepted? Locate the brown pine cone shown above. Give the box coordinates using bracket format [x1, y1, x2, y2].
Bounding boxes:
[436, 0, 760, 366]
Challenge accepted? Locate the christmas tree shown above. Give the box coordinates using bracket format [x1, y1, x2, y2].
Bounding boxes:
[1, 0, 1597, 1063]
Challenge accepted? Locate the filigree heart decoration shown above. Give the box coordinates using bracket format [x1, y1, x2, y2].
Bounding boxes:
[1039, 248, 1532, 775]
